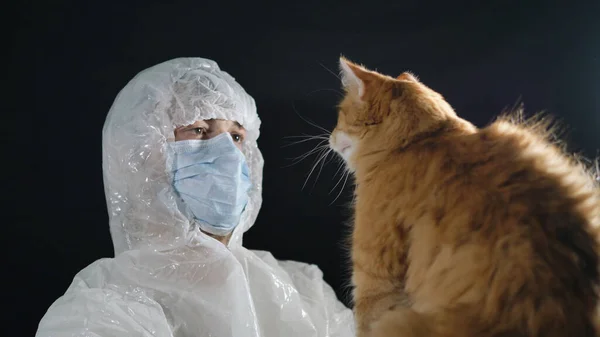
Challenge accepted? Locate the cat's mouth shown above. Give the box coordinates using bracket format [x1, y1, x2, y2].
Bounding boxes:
[330, 133, 356, 171]
[340, 145, 351, 156]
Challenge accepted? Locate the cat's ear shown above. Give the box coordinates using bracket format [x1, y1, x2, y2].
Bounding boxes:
[339, 57, 373, 99]
[397, 72, 419, 82]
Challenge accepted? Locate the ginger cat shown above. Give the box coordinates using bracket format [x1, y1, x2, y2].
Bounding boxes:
[328, 57, 600, 337]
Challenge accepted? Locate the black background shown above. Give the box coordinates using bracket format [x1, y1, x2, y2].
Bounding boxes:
[8, 1, 600, 335]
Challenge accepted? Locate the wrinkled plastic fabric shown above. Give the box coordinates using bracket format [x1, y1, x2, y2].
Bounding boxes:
[36, 58, 355, 337]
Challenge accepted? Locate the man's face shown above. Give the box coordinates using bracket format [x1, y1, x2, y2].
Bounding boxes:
[174, 119, 246, 151]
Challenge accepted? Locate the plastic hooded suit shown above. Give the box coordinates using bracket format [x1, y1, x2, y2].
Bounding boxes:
[36, 58, 355, 337]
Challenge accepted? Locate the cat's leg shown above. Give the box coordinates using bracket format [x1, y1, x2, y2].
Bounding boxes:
[353, 272, 409, 337]
[368, 306, 523, 337]
[369, 306, 432, 337]
[368, 307, 479, 337]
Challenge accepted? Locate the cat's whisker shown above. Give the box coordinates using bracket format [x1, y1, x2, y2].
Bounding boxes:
[281, 138, 328, 148]
[283, 133, 330, 139]
[286, 150, 325, 167]
[292, 100, 331, 135]
[318, 62, 341, 81]
[305, 87, 344, 98]
[311, 148, 333, 191]
[329, 174, 345, 198]
[323, 149, 336, 166]
[329, 169, 350, 205]
[281, 134, 330, 148]
[283, 142, 329, 168]
[302, 147, 331, 191]
[302, 148, 327, 189]
[292, 142, 329, 161]
[349, 172, 358, 204]
[329, 161, 346, 194]
[301, 149, 324, 190]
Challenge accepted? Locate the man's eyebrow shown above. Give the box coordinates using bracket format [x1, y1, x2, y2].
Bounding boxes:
[233, 121, 245, 130]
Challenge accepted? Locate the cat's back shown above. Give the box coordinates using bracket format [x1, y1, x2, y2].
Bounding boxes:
[441, 118, 600, 262]
[436, 118, 600, 335]
[372, 116, 599, 238]
[462, 118, 599, 228]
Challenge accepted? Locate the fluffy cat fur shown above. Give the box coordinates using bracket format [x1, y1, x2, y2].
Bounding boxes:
[328, 57, 600, 337]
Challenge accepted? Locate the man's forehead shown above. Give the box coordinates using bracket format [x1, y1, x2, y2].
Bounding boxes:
[207, 119, 244, 130]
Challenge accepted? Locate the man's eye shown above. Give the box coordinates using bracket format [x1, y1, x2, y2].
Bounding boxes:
[192, 128, 205, 135]
[231, 133, 243, 142]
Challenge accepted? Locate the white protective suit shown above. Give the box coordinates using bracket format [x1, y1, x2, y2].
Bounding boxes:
[36, 58, 355, 337]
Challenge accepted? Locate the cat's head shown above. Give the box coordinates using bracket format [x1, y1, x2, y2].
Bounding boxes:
[329, 57, 458, 172]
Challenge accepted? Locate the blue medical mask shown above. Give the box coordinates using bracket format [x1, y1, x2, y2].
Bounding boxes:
[169, 132, 252, 236]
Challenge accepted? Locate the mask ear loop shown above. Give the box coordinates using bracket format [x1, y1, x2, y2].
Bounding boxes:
[227, 139, 256, 248]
